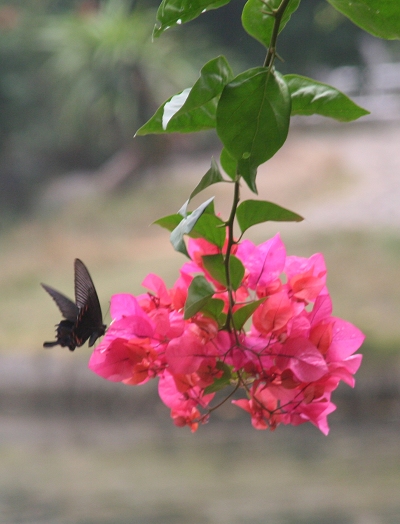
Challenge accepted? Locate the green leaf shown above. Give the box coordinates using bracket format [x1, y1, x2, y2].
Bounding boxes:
[204, 362, 232, 394]
[153, 214, 183, 232]
[190, 213, 226, 248]
[200, 297, 225, 324]
[170, 197, 214, 256]
[327, 0, 400, 40]
[237, 199, 303, 233]
[154, 0, 231, 37]
[285, 75, 370, 122]
[232, 298, 266, 330]
[216, 68, 291, 191]
[156, 203, 224, 248]
[202, 254, 226, 286]
[229, 255, 245, 291]
[184, 275, 215, 319]
[242, 0, 301, 49]
[172, 56, 233, 116]
[220, 148, 237, 180]
[237, 159, 258, 194]
[136, 92, 217, 135]
[178, 197, 216, 218]
[202, 254, 245, 290]
[137, 56, 233, 135]
[189, 158, 227, 202]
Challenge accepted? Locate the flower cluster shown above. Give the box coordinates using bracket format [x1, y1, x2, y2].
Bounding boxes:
[89, 233, 363, 434]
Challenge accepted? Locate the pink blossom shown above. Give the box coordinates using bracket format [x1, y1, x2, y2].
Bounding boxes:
[165, 330, 207, 374]
[142, 273, 171, 307]
[275, 336, 329, 382]
[252, 292, 293, 335]
[89, 234, 364, 435]
[171, 406, 202, 432]
[236, 234, 286, 291]
[290, 399, 337, 435]
[158, 370, 215, 430]
[285, 253, 328, 302]
[89, 336, 158, 384]
[233, 384, 281, 430]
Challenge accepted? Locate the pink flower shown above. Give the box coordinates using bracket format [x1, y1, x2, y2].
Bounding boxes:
[158, 370, 214, 430]
[252, 292, 293, 335]
[236, 233, 286, 292]
[233, 384, 281, 430]
[171, 406, 202, 432]
[89, 234, 364, 435]
[289, 398, 337, 435]
[142, 273, 171, 306]
[165, 329, 207, 374]
[285, 253, 328, 302]
[275, 337, 329, 382]
[89, 336, 158, 384]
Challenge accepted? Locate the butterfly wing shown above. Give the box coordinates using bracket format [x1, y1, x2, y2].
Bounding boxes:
[73, 259, 106, 347]
[74, 258, 95, 309]
[41, 283, 78, 322]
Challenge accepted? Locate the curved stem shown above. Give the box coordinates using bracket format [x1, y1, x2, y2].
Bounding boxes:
[223, 178, 241, 331]
[264, 0, 292, 69]
[221, 1, 291, 330]
[200, 379, 241, 422]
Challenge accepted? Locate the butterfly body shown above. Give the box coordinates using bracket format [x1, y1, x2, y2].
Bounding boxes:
[42, 259, 106, 351]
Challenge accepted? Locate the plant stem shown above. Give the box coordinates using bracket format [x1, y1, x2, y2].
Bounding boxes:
[224, 178, 241, 331]
[223, 0, 290, 330]
[264, 0, 292, 68]
[201, 380, 241, 421]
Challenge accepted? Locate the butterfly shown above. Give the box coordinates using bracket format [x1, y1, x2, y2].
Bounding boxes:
[42, 258, 106, 351]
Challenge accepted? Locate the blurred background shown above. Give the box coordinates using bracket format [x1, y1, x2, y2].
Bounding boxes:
[1, 1, 400, 523]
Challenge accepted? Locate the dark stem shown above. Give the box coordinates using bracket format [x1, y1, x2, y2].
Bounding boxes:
[223, 178, 241, 331]
[264, 0, 292, 68]
[199, 379, 242, 422]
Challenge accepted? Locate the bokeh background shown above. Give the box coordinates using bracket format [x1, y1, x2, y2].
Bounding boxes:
[1, 1, 400, 523]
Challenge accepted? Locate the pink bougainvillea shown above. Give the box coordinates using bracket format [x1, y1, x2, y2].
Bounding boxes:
[89, 233, 363, 434]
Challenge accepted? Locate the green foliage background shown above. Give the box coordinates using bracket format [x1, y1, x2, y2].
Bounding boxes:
[0, 0, 395, 219]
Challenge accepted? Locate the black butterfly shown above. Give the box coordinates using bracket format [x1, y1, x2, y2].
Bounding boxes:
[42, 259, 106, 351]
